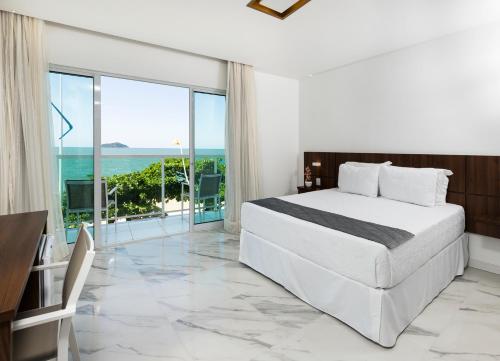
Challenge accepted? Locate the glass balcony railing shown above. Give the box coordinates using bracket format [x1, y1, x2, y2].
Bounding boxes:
[57, 153, 225, 233]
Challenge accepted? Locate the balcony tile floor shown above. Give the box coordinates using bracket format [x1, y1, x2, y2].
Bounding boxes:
[67, 210, 224, 246]
[47, 230, 500, 361]
[99, 216, 190, 247]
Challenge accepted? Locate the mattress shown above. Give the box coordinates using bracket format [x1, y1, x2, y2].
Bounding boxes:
[241, 188, 465, 288]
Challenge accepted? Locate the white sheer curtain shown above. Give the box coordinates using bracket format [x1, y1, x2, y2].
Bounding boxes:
[224, 62, 261, 234]
[0, 11, 68, 259]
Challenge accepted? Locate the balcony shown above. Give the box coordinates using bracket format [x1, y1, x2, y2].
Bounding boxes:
[61, 152, 225, 245]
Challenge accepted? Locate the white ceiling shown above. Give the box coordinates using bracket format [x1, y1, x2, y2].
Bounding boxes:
[2, 0, 500, 78]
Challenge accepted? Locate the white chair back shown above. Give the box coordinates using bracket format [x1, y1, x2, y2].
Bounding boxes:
[62, 224, 95, 309]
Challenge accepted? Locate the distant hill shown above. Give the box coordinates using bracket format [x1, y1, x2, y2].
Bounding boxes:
[102, 142, 129, 148]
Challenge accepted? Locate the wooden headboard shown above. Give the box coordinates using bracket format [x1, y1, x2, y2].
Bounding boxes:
[304, 152, 500, 239]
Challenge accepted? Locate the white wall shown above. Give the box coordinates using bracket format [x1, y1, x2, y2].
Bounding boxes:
[46, 23, 227, 90]
[255, 72, 300, 197]
[300, 21, 500, 273]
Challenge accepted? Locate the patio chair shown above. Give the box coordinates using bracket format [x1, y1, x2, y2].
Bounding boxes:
[65, 179, 118, 225]
[196, 173, 222, 222]
[12, 223, 95, 361]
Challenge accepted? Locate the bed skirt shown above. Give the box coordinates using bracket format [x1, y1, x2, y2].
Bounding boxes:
[239, 229, 469, 347]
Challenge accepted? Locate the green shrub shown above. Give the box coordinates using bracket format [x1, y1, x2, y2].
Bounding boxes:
[105, 157, 225, 218]
[61, 157, 225, 225]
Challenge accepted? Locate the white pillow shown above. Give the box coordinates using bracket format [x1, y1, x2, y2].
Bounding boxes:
[436, 169, 453, 205]
[345, 161, 392, 167]
[345, 161, 391, 195]
[338, 164, 380, 197]
[379, 166, 452, 207]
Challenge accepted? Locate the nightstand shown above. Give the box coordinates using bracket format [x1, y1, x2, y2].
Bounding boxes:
[297, 186, 322, 194]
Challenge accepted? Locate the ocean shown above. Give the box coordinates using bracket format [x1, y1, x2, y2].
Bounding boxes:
[58, 147, 225, 184]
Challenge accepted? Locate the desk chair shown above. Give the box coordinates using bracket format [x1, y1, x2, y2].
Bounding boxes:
[13, 224, 95, 361]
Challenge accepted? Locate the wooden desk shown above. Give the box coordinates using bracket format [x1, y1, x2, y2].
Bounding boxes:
[0, 211, 47, 361]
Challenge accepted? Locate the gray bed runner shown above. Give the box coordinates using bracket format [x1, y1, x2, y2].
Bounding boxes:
[249, 198, 414, 249]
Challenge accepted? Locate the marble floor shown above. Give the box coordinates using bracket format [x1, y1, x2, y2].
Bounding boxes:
[58, 231, 500, 361]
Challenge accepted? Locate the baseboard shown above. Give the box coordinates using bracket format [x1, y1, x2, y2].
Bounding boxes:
[469, 258, 500, 275]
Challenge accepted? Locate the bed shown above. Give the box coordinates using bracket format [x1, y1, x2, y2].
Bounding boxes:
[239, 188, 468, 347]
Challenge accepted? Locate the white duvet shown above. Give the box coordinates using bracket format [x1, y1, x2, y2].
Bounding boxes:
[241, 188, 464, 288]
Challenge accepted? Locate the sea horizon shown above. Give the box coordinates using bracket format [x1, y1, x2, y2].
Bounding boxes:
[58, 146, 224, 156]
[57, 146, 225, 185]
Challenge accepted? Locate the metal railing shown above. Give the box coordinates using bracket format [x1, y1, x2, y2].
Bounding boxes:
[57, 153, 223, 223]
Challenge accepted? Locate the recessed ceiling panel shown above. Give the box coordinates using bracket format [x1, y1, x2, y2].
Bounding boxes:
[247, 0, 311, 20]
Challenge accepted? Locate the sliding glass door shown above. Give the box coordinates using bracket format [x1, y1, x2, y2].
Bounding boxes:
[193, 91, 226, 224]
[100, 76, 190, 241]
[50, 66, 226, 243]
[50, 72, 95, 242]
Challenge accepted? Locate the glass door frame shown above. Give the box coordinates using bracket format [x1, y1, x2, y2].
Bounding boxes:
[190, 89, 227, 229]
[49, 65, 102, 242]
[50, 64, 227, 241]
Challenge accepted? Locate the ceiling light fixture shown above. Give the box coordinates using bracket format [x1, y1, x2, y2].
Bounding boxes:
[247, 0, 311, 20]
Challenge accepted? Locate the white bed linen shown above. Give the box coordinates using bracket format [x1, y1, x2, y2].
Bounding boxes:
[241, 188, 464, 288]
[239, 230, 468, 347]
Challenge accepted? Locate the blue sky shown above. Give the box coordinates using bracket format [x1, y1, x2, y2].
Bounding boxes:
[50, 73, 225, 150]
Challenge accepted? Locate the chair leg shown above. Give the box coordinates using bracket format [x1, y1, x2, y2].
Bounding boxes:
[69, 321, 81, 361]
[200, 200, 203, 222]
[202, 200, 205, 221]
[218, 197, 222, 219]
[58, 318, 71, 361]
